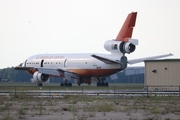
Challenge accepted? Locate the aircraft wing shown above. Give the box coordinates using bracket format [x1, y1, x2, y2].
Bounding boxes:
[15, 67, 79, 80]
[38, 68, 79, 80]
[15, 66, 34, 71]
[91, 54, 120, 64]
[15, 66, 60, 76]
[37, 68, 61, 76]
[128, 53, 173, 65]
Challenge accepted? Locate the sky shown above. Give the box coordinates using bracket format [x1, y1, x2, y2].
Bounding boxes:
[0, 0, 180, 68]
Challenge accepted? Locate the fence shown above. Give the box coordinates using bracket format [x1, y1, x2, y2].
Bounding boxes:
[0, 85, 180, 98]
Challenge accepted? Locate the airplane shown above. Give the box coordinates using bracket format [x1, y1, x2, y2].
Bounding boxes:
[15, 12, 173, 87]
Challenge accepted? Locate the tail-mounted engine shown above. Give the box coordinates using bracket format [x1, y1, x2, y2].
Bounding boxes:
[31, 71, 49, 83]
[104, 39, 138, 54]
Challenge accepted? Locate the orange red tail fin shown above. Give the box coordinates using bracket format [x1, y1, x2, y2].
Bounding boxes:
[116, 12, 137, 42]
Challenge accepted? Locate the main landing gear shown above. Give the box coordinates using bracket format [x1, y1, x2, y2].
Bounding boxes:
[97, 78, 109, 87]
[60, 79, 72, 87]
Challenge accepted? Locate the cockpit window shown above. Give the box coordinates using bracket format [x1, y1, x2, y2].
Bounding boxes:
[19, 63, 23, 67]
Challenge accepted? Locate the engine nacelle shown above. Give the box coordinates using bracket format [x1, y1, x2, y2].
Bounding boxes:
[104, 39, 138, 54]
[32, 71, 49, 83]
[119, 41, 136, 53]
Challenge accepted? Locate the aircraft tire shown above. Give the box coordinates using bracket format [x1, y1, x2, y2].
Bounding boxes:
[37, 83, 43, 87]
[68, 83, 72, 87]
[64, 83, 68, 86]
[101, 82, 105, 87]
[105, 82, 109, 87]
[97, 82, 100, 87]
[60, 83, 64, 87]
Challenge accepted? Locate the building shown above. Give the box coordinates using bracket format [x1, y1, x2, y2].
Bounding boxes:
[144, 59, 180, 90]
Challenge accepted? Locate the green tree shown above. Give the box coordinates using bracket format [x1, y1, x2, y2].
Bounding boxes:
[0, 67, 31, 82]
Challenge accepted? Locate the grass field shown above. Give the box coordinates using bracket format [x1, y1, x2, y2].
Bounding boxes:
[1, 82, 180, 119]
[0, 92, 180, 120]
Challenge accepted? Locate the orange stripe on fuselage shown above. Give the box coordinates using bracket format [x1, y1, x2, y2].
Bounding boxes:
[25, 69, 122, 77]
[66, 69, 122, 77]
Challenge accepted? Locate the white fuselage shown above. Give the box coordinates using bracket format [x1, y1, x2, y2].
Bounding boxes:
[23, 53, 122, 77]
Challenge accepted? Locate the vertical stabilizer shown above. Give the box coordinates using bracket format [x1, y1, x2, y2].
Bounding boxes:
[116, 12, 137, 42]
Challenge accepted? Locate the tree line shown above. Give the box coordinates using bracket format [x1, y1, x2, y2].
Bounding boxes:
[0, 67, 63, 83]
[0, 67, 144, 83]
[0, 67, 32, 82]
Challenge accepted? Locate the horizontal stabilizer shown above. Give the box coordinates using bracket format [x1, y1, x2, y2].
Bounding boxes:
[91, 54, 120, 64]
[128, 53, 173, 64]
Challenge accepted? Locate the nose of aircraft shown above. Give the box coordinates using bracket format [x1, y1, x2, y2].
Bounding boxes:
[18, 63, 23, 67]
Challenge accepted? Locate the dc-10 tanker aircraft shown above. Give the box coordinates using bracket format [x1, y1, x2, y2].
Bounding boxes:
[15, 12, 172, 87]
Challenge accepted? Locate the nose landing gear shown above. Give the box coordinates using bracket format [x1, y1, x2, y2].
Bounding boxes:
[97, 77, 109, 87]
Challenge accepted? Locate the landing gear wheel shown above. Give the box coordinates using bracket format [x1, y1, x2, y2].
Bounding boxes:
[68, 83, 72, 87]
[97, 82, 100, 87]
[60, 83, 64, 87]
[101, 82, 105, 86]
[60, 82, 72, 87]
[97, 82, 108, 87]
[37, 83, 43, 87]
[105, 82, 109, 87]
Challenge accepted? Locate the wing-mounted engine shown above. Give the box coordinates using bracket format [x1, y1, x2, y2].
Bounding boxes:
[31, 71, 49, 83]
[104, 39, 138, 54]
